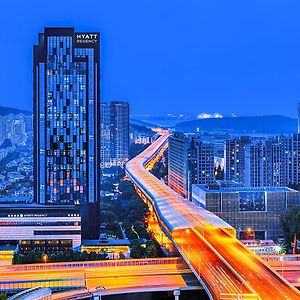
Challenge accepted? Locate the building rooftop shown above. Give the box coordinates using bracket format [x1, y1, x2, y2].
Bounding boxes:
[194, 184, 297, 193]
[82, 238, 130, 247]
[0, 203, 78, 209]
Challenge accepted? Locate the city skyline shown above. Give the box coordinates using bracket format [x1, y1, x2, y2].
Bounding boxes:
[0, 5, 299, 297]
[2, 0, 300, 117]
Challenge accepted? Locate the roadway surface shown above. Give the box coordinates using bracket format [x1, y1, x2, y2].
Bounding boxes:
[125, 133, 300, 300]
[0, 258, 201, 295]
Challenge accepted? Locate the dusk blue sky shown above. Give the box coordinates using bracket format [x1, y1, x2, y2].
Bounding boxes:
[1, 0, 300, 117]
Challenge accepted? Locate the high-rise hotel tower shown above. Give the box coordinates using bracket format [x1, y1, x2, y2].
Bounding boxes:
[33, 28, 100, 239]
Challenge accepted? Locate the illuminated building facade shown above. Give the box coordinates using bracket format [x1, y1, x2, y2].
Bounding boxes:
[0, 204, 81, 252]
[168, 132, 190, 198]
[33, 28, 100, 239]
[100, 101, 129, 168]
[192, 184, 299, 240]
[168, 132, 215, 199]
[110, 101, 129, 166]
[244, 140, 284, 187]
[224, 136, 250, 184]
[100, 102, 111, 168]
[225, 134, 300, 188]
[283, 133, 300, 186]
[298, 102, 300, 134]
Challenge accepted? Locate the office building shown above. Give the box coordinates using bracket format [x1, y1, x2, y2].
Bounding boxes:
[0, 204, 81, 252]
[100, 102, 111, 168]
[33, 28, 100, 239]
[168, 132, 191, 198]
[283, 133, 300, 186]
[168, 132, 215, 199]
[298, 102, 300, 134]
[192, 183, 299, 240]
[224, 136, 250, 184]
[244, 139, 284, 187]
[224, 133, 300, 188]
[100, 101, 129, 168]
[110, 101, 129, 166]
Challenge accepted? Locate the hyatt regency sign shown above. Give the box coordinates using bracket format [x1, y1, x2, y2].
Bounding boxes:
[75, 33, 99, 44]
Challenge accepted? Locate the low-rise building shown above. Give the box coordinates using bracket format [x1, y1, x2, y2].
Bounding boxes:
[192, 183, 299, 240]
[241, 240, 281, 255]
[0, 204, 81, 253]
[82, 237, 130, 259]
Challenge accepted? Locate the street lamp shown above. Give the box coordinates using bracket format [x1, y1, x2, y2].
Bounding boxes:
[279, 252, 285, 277]
[246, 227, 255, 240]
[173, 289, 180, 300]
[42, 254, 48, 279]
[96, 286, 105, 300]
[181, 228, 190, 251]
[42, 254, 48, 265]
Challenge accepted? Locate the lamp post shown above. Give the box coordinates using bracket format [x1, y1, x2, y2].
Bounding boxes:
[96, 286, 105, 300]
[246, 227, 255, 240]
[280, 253, 284, 277]
[174, 289, 180, 300]
[42, 254, 48, 280]
[42, 254, 48, 265]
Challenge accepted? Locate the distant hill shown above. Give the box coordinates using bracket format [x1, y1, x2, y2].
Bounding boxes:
[130, 123, 154, 134]
[0, 106, 31, 116]
[130, 118, 160, 128]
[175, 115, 298, 134]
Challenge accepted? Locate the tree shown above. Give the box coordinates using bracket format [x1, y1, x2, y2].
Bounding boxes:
[89, 251, 98, 261]
[100, 210, 118, 224]
[98, 249, 108, 260]
[130, 241, 144, 258]
[81, 251, 89, 261]
[146, 244, 158, 258]
[101, 181, 114, 192]
[280, 206, 300, 244]
[119, 181, 136, 199]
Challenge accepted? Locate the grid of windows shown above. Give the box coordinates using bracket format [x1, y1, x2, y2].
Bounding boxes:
[34, 28, 100, 239]
[34, 29, 99, 205]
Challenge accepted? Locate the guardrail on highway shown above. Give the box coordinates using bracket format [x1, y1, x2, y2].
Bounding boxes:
[3, 257, 184, 272]
[0, 278, 85, 294]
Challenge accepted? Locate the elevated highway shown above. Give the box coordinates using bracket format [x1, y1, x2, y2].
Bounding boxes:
[125, 133, 300, 300]
[0, 258, 201, 298]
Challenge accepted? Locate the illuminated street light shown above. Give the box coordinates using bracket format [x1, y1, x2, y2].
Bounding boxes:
[246, 227, 255, 240]
[42, 254, 48, 279]
[279, 251, 285, 277]
[42, 254, 48, 265]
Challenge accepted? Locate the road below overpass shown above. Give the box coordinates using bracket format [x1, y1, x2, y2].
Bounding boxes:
[0, 258, 201, 296]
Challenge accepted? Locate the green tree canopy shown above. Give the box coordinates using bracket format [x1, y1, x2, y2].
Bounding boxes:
[280, 206, 300, 244]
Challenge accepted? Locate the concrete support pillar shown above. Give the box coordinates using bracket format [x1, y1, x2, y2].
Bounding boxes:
[174, 289, 180, 300]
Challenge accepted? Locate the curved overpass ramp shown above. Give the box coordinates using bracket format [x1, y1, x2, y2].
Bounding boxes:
[125, 133, 300, 300]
